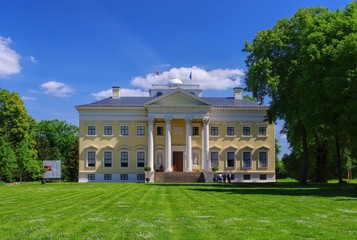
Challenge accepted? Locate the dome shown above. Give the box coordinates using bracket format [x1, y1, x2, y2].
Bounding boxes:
[167, 78, 183, 87]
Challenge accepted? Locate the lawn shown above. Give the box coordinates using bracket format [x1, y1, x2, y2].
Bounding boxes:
[0, 182, 356, 240]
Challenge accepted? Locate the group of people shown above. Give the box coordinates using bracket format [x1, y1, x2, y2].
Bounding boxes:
[213, 172, 233, 183]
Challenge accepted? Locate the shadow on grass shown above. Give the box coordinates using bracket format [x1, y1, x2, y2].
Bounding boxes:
[153, 182, 357, 199]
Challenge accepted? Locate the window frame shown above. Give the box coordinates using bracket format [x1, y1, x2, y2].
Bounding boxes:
[120, 174, 128, 181]
[87, 125, 96, 136]
[156, 126, 164, 136]
[136, 151, 145, 168]
[137, 126, 145, 136]
[210, 151, 219, 167]
[226, 151, 235, 168]
[243, 174, 251, 180]
[104, 174, 112, 180]
[103, 150, 113, 168]
[210, 126, 219, 136]
[87, 150, 96, 168]
[87, 174, 95, 180]
[242, 151, 252, 168]
[258, 151, 268, 168]
[192, 126, 199, 136]
[103, 125, 112, 136]
[137, 174, 145, 181]
[120, 125, 129, 136]
[120, 151, 129, 168]
[226, 126, 235, 136]
[258, 126, 267, 137]
[242, 126, 251, 137]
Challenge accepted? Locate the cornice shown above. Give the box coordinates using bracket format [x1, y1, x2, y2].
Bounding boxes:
[211, 107, 268, 112]
[76, 106, 146, 112]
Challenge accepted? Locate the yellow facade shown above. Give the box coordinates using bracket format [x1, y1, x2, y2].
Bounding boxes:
[76, 82, 275, 182]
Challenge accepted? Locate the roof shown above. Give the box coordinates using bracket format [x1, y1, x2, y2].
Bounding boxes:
[76, 96, 267, 109]
[203, 97, 267, 108]
[76, 97, 153, 108]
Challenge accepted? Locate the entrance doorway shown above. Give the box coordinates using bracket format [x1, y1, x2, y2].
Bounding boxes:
[173, 151, 183, 172]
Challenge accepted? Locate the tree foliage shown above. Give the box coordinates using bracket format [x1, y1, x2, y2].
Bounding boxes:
[0, 89, 34, 148]
[0, 88, 79, 182]
[0, 137, 17, 182]
[244, 2, 357, 183]
[34, 120, 79, 181]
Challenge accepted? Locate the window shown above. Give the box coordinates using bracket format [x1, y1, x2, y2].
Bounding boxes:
[121, 126, 129, 136]
[211, 152, 219, 167]
[104, 174, 112, 180]
[103, 151, 112, 167]
[243, 152, 251, 168]
[258, 152, 267, 168]
[226, 152, 235, 167]
[137, 174, 145, 180]
[192, 127, 199, 136]
[87, 151, 96, 167]
[87, 126, 96, 135]
[137, 151, 145, 167]
[210, 126, 218, 136]
[243, 174, 251, 180]
[120, 174, 128, 180]
[120, 151, 129, 168]
[104, 126, 112, 136]
[259, 126, 267, 136]
[137, 126, 145, 136]
[157, 126, 164, 136]
[260, 174, 267, 180]
[87, 174, 95, 180]
[227, 126, 235, 136]
[243, 126, 251, 136]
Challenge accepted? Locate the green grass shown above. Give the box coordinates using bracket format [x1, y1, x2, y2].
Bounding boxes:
[1, 182, 356, 240]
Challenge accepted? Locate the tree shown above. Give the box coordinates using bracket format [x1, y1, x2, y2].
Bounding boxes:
[243, 2, 357, 184]
[15, 138, 42, 182]
[275, 138, 287, 179]
[0, 89, 34, 148]
[0, 137, 17, 182]
[34, 120, 79, 181]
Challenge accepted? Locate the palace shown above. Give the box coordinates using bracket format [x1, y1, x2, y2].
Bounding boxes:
[76, 79, 275, 182]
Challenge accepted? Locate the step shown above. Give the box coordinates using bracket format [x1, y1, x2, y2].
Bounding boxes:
[154, 172, 205, 183]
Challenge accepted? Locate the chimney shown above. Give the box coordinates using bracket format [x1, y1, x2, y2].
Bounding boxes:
[233, 87, 243, 99]
[112, 86, 120, 98]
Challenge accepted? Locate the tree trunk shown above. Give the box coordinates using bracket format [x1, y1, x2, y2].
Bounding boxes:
[335, 134, 343, 183]
[315, 140, 327, 183]
[300, 124, 309, 185]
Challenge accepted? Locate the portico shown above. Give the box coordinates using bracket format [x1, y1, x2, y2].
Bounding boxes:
[147, 115, 211, 173]
[144, 86, 213, 173]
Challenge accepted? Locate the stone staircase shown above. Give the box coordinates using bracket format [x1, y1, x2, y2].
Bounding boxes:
[154, 172, 205, 183]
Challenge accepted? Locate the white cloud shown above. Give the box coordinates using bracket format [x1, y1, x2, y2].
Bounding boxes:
[131, 66, 244, 90]
[29, 56, 38, 64]
[22, 96, 37, 101]
[92, 88, 149, 101]
[40, 81, 74, 97]
[0, 37, 21, 78]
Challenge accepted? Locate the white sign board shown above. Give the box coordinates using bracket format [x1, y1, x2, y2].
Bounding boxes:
[43, 160, 61, 179]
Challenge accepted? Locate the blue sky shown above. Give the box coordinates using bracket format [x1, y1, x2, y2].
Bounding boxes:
[0, 0, 353, 158]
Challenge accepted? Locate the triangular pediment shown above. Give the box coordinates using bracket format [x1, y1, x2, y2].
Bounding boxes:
[144, 88, 212, 107]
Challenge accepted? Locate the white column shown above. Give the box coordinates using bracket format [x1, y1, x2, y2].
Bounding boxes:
[148, 117, 154, 172]
[202, 116, 210, 171]
[165, 117, 173, 172]
[185, 117, 192, 172]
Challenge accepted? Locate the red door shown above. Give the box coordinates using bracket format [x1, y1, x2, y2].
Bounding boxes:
[173, 151, 183, 172]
